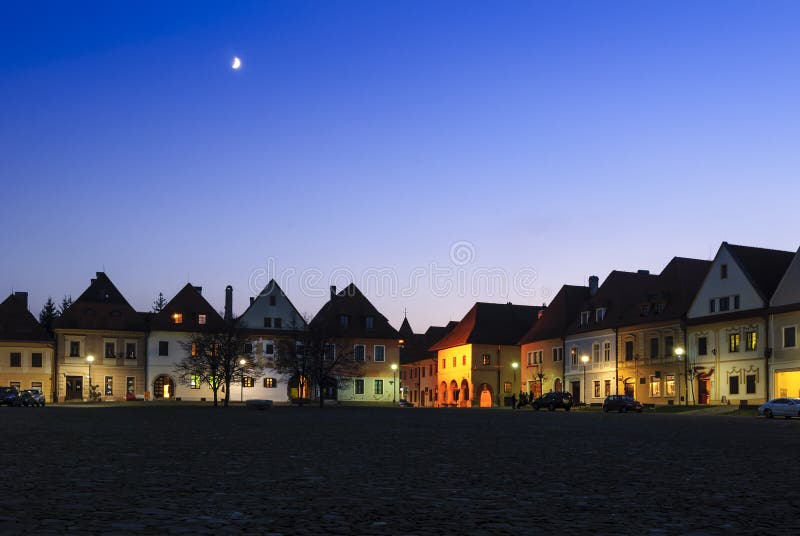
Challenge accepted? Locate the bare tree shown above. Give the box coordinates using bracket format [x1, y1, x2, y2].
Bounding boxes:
[176, 333, 224, 407]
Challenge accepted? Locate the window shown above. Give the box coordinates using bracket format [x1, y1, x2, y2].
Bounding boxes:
[10, 353, 21, 367]
[721, 264, 728, 279]
[125, 342, 136, 359]
[625, 341, 634, 361]
[462, 355, 466, 366]
[503, 382, 512, 393]
[733, 295, 740, 310]
[709, 299, 716, 313]
[263, 377, 276, 388]
[274, 318, 282, 329]
[442, 358, 446, 369]
[365, 316, 374, 329]
[784, 326, 797, 348]
[263, 317, 272, 328]
[452, 356, 456, 367]
[527, 351, 534, 366]
[650, 377, 661, 397]
[729, 333, 741, 353]
[571, 347, 579, 365]
[593, 381, 600, 398]
[373, 345, 385, 362]
[191, 342, 197, 357]
[592, 343, 600, 363]
[664, 336, 674, 357]
[105, 376, 113, 396]
[649, 338, 659, 359]
[31, 381, 42, 389]
[339, 315, 349, 328]
[746, 375, 756, 394]
[580, 311, 590, 326]
[654, 303, 665, 314]
[355, 379, 365, 395]
[604, 380, 611, 396]
[198, 314, 206, 325]
[244, 342, 253, 354]
[158, 341, 169, 356]
[745, 331, 757, 351]
[126, 377, 135, 394]
[243, 377, 254, 388]
[70, 341, 80, 357]
[595, 307, 606, 322]
[641, 304, 650, 315]
[269, 296, 276, 306]
[603, 342, 611, 362]
[173, 313, 183, 324]
[295, 342, 305, 356]
[729, 375, 739, 395]
[324, 344, 335, 360]
[553, 347, 563, 362]
[354, 345, 365, 361]
[374, 380, 383, 395]
[105, 341, 116, 358]
[698, 337, 708, 356]
[482, 354, 490, 365]
[265, 342, 275, 356]
[190, 375, 201, 389]
[31, 353, 42, 368]
[719, 297, 730, 312]
[536, 350, 543, 364]
[421, 367, 425, 378]
[665, 375, 675, 396]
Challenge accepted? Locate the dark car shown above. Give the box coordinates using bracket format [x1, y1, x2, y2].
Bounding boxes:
[0, 387, 20, 407]
[19, 389, 45, 407]
[398, 398, 414, 407]
[603, 395, 643, 413]
[532, 391, 572, 411]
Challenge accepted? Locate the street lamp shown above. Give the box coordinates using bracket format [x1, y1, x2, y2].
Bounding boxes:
[675, 347, 685, 406]
[391, 363, 398, 403]
[239, 358, 246, 403]
[580, 354, 590, 406]
[511, 362, 519, 410]
[86, 355, 94, 399]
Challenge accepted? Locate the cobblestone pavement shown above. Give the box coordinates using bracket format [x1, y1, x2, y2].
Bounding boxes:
[1, 405, 798, 535]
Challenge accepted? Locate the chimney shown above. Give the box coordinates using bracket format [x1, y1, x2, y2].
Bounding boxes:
[330, 285, 337, 299]
[637, 270, 650, 275]
[14, 291, 28, 309]
[250, 297, 255, 305]
[193, 286, 202, 295]
[589, 275, 599, 296]
[225, 285, 233, 322]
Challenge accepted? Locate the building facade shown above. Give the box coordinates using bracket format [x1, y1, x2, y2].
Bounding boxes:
[0, 292, 54, 399]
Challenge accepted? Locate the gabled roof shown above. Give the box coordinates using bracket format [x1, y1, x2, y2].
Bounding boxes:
[519, 285, 590, 344]
[310, 283, 399, 340]
[429, 302, 543, 352]
[617, 257, 711, 326]
[399, 316, 414, 339]
[400, 321, 458, 364]
[149, 283, 226, 332]
[726, 243, 794, 303]
[0, 293, 51, 342]
[771, 247, 800, 308]
[236, 279, 307, 332]
[566, 270, 658, 335]
[55, 272, 146, 332]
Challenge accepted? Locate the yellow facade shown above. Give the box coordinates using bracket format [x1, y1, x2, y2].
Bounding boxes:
[0, 341, 54, 399]
[436, 343, 520, 407]
[519, 338, 565, 397]
[616, 321, 684, 406]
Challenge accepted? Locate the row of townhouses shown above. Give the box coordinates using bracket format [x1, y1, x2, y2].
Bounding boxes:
[2, 241, 800, 407]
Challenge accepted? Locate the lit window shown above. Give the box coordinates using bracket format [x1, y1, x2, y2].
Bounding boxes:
[729, 333, 741, 353]
[243, 377, 254, 388]
[665, 375, 675, 396]
[263, 377, 276, 388]
[650, 377, 661, 397]
[745, 331, 757, 351]
[593, 381, 600, 398]
[105, 376, 113, 396]
[503, 382, 512, 393]
[126, 377, 135, 394]
[173, 313, 183, 324]
[482, 354, 490, 365]
[198, 314, 206, 325]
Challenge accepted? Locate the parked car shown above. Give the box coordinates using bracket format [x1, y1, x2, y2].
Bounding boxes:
[19, 389, 45, 407]
[398, 398, 414, 407]
[758, 398, 800, 419]
[603, 395, 643, 413]
[0, 387, 20, 407]
[532, 391, 572, 411]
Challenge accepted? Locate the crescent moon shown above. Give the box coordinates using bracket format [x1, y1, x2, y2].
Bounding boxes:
[232, 57, 241, 70]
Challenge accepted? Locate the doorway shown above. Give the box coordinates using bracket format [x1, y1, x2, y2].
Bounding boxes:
[624, 380, 634, 397]
[153, 375, 175, 399]
[571, 381, 581, 404]
[65, 376, 83, 400]
[698, 378, 711, 404]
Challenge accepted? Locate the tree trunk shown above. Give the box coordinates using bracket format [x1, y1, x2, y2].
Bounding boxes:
[212, 387, 218, 407]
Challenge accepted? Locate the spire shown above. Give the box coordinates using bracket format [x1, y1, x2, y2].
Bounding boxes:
[399, 315, 413, 338]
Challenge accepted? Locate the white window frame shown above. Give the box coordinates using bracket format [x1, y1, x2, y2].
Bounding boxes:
[580, 311, 590, 326]
[650, 377, 662, 397]
[374, 379, 384, 395]
[603, 342, 611, 362]
[354, 378, 365, 395]
[527, 351, 533, 366]
[592, 343, 600, 363]
[552, 347, 563, 362]
[784, 325, 797, 348]
[595, 307, 606, 322]
[198, 314, 207, 325]
[103, 338, 117, 359]
[124, 339, 137, 359]
[66, 337, 85, 358]
[264, 340, 275, 356]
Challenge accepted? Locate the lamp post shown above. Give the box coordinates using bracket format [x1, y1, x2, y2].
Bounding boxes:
[580, 354, 590, 406]
[675, 347, 685, 406]
[86, 355, 94, 399]
[391, 363, 398, 403]
[511, 361, 519, 410]
[239, 358, 246, 403]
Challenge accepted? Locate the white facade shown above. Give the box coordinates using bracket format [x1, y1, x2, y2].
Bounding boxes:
[770, 248, 800, 399]
[565, 330, 616, 405]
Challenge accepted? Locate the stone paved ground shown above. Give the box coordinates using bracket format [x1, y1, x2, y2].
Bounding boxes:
[1, 404, 798, 535]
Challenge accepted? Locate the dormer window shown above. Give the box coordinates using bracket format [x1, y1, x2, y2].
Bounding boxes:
[721, 264, 728, 279]
[173, 313, 183, 324]
[198, 314, 206, 325]
[366, 316, 374, 330]
[595, 308, 606, 322]
[580, 311, 590, 326]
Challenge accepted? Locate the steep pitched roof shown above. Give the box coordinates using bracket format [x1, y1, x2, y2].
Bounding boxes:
[519, 285, 590, 344]
[400, 321, 458, 364]
[310, 283, 399, 340]
[726, 243, 794, 302]
[566, 270, 658, 335]
[617, 257, 711, 326]
[149, 283, 226, 332]
[236, 279, 307, 332]
[770, 247, 800, 308]
[54, 272, 146, 332]
[0, 293, 51, 342]
[399, 316, 414, 339]
[429, 302, 543, 351]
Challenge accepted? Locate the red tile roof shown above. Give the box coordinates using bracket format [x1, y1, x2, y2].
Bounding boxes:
[429, 302, 543, 351]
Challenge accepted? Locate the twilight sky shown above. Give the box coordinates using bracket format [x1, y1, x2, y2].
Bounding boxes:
[2, 1, 799, 331]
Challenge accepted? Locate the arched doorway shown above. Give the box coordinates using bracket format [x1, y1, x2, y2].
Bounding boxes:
[554, 378, 562, 393]
[153, 375, 175, 399]
[624, 378, 635, 397]
[450, 380, 459, 404]
[440, 381, 448, 405]
[288, 375, 310, 400]
[460, 379, 470, 407]
[479, 383, 493, 407]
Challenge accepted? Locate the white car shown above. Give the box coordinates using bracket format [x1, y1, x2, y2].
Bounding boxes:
[758, 398, 800, 418]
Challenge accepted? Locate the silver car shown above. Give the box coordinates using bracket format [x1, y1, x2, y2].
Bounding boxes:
[758, 398, 800, 418]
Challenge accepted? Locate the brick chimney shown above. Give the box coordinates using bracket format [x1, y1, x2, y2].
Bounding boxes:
[589, 275, 599, 296]
[225, 285, 233, 322]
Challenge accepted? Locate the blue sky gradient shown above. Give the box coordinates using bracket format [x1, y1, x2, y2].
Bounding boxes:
[2, 1, 799, 330]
